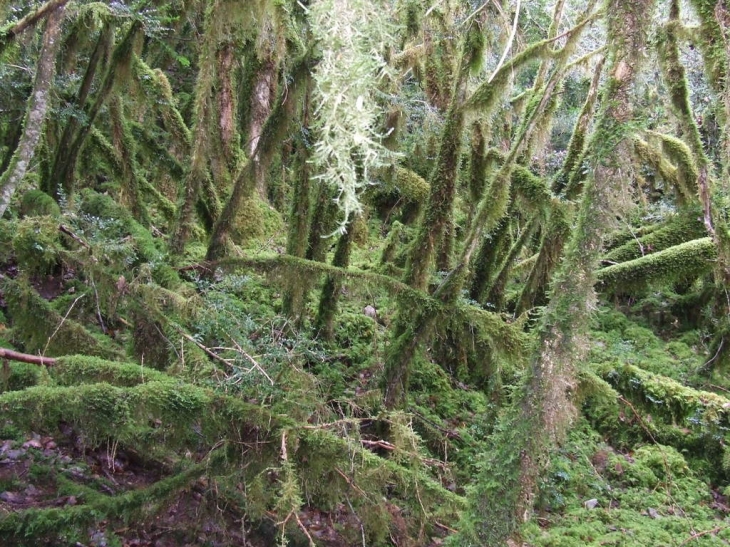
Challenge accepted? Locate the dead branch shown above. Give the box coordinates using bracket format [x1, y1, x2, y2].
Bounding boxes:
[360, 439, 396, 451]
[0, 347, 56, 367]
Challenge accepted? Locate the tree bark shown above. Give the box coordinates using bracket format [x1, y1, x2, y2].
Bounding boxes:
[282, 75, 313, 323]
[0, 5, 65, 217]
[249, 59, 277, 198]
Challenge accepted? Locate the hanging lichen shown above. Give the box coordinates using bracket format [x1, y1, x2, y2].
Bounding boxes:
[307, 0, 399, 233]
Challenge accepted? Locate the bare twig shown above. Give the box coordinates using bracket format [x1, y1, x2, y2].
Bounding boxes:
[435, 521, 458, 533]
[294, 512, 315, 547]
[90, 275, 107, 334]
[59, 224, 91, 249]
[166, 324, 235, 368]
[42, 293, 86, 357]
[680, 526, 722, 545]
[335, 467, 367, 497]
[281, 430, 288, 462]
[360, 439, 396, 451]
[488, 0, 521, 83]
[228, 335, 274, 385]
[700, 338, 724, 372]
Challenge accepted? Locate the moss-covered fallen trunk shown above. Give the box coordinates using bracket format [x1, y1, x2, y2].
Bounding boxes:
[0, 354, 464, 544]
[597, 237, 716, 291]
[601, 213, 707, 264]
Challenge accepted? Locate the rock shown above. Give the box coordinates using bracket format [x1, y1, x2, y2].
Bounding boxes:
[648, 507, 660, 519]
[584, 498, 599, 509]
[4, 449, 25, 460]
[0, 491, 22, 503]
[364, 305, 377, 320]
[0, 440, 12, 454]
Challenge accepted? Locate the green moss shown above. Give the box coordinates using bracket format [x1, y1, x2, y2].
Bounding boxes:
[0, 362, 41, 393]
[52, 355, 172, 387]
[19, 189, 60, 218]
[522, 427, 727, 547]
[12, 216, 63, 274]
[231, 196, 283, 247]
[392, 166, 430, 202]
[0, 462, 210, 544]
[2, 277, 123, 359]
[597, 360, 730, 431]
[512, 166, 551, 216]
[597, 238, 717, 291]
[603, 213, 706, 264]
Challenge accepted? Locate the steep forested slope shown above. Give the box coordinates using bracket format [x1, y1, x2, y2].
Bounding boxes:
[1, 0, 730, 545]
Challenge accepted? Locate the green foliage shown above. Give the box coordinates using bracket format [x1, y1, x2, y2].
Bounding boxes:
[3, 0, 730, 544]
[522, 427, 730, 547]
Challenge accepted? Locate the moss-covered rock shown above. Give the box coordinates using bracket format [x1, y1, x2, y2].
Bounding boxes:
[231, 196, 283, 247]
[19, 189, 60, 218]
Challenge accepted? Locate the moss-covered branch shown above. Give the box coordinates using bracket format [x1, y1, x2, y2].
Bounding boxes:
[0, 0, 69, 56]
[1, 277, 124, 360]
[602, 212, 706, 264]
[597, 237, 716, 291]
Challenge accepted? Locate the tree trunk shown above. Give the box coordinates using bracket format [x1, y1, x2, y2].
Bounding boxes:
[0, 5, 65, 217]
[48, 23, 142, 199]
[282, 75, 313, 323]
[249, 59, 277, 199]
[315, 222, 355, 341]
[44, 22, 113, 198]
[169, 9, 218, 254]
[460, 0, 655, 543]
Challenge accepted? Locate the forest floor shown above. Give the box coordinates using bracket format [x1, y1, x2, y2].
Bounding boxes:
[1, 205, 730, 545]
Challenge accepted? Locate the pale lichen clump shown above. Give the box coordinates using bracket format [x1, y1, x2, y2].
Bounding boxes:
[308, 0, 399, 232]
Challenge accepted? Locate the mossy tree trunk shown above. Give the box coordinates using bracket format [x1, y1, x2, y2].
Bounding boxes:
[404, 101, 465, 291]
[206, 54, 311, 261]
[42, 20, 113, 198]
[0, 4, 65, 217]
[109, 96, 149, 226]
[315, 219, 355, 342]
[169, 6, 223, 254]
[282, 75, 313, 323]
[48, 22, 143, 201]
[459, 0, 655, 543]
[517, 55, 605, 314]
